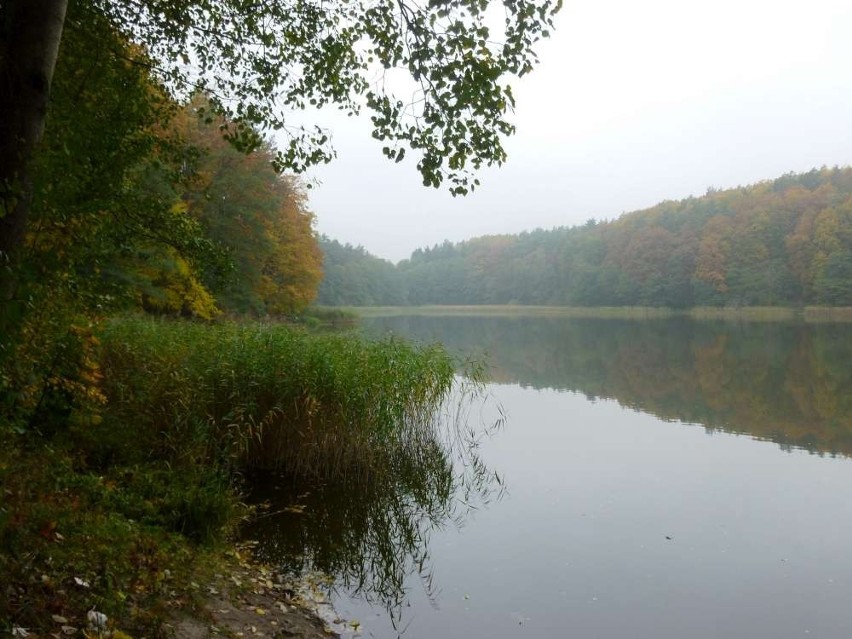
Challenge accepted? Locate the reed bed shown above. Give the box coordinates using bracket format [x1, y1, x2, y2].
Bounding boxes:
[0, 317, 461, 633]
[96, 316, 456, 481]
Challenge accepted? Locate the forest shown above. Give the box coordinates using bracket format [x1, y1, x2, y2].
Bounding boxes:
[318, 167, 852, 308]
[1, 1, 341, 435]
[317, 237, 407, 306]
[0, 0, 558, 635]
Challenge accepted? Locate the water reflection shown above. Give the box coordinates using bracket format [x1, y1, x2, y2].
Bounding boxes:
[241, 381, 503, 624]
[363, 316, 852, 457]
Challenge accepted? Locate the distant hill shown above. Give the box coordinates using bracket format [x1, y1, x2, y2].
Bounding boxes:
[320, 167, 852, 307]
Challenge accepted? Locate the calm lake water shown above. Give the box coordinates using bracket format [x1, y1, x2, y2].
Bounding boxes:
[243, 315, 852, 638]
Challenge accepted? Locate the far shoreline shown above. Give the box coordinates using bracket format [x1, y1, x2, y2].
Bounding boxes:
[331, 304, 852, 323]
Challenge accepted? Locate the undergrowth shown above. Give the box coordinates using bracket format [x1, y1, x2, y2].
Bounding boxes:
[0, 444, 222, 638]
[1, 315, 456, 637]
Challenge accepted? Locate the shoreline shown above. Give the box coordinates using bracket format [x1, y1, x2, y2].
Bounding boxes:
[339, 304, 852, 322]
[172, 547, 351, 639]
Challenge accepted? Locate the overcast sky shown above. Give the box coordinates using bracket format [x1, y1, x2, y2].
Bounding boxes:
[285, 0, 852, 263]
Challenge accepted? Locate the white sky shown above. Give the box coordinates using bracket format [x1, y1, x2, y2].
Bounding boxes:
[286, 0, 852, 263]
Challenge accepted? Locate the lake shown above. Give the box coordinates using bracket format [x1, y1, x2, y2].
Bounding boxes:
[242, 315, 852, 638]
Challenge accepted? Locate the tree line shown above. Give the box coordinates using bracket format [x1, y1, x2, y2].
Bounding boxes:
[318, 167, 852, 307]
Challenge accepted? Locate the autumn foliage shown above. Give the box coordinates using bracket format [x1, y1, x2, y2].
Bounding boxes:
[321, 167, 852, 308]
[1, 15, 323, 435]
[169, 97, 323, 317]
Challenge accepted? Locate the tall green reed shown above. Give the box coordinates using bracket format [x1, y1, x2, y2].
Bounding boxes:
[242, 372, 505, 623]
[95, 316, 456, 481]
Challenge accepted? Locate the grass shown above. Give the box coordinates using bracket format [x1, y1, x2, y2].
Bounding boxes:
[1, 315, 457, 636]
[0, 444, 220, 637]
[96, 316, 455, 477]
[301, 306, 360, 327]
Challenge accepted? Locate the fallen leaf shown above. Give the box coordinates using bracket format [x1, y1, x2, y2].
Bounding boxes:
[282, 504, 306, 514]
[87, 610, 108, 630]
[52, 616, 68, 624]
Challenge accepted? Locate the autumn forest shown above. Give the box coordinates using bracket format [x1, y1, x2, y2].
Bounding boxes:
[5, 0, 852, 634]
[318, 167, 852, 308]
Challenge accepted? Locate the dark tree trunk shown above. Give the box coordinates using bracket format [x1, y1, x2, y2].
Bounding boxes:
[0, 0, 68, 270]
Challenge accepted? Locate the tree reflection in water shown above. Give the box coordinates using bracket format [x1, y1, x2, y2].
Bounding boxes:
[240, 378, 505, 624]
[365, 315, 852, 457]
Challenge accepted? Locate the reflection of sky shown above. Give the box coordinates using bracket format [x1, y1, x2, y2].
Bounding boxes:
[335, 384, 852, 638]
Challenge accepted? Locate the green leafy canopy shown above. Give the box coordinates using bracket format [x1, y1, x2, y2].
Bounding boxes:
[93, 0, 561, 194]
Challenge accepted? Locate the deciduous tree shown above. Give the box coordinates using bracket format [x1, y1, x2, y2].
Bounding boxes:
[0, 0, 561, 276]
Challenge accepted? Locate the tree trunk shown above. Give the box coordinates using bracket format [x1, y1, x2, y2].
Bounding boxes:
[0, 0, 68, 269]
